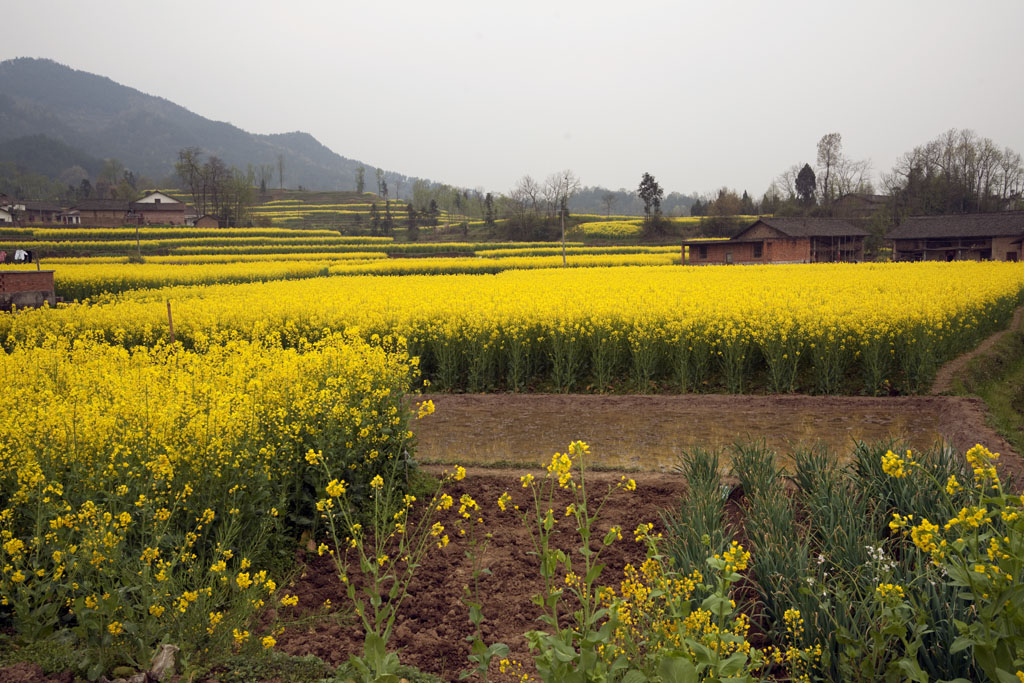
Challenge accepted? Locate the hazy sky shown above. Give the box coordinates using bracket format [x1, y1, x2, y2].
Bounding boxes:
[4, 0, 1023, 197]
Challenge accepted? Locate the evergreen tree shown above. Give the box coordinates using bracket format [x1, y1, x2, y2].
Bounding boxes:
[796, 164, 817, 205]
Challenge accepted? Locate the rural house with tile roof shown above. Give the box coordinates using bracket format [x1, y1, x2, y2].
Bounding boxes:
[682, 217, 869, 265]
[887, 212, 1024, 262]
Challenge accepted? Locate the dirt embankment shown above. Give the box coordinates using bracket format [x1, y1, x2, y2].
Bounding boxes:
[412, 392, 1021, 483]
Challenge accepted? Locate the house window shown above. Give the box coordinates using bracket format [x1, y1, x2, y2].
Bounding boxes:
[698, 245, 708, 259]
[753, 243, 763, 258]
[725, 252, 733, 264]
[154, 198, 161, 203]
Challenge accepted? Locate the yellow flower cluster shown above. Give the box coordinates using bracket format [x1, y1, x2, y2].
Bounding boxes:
[716, 541, 752, 573]
[966, 444, 1001, 487]
[875, 583, 906, 601]
[768, 607, 823, 683]
[602, 557, 716, 659]
[881, 449, 917, 478]
[546, 450, 574, 488]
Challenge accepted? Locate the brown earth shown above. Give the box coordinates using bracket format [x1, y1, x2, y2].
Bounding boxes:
[274, 467, 688, 683]
[412, 393, 1022, 484]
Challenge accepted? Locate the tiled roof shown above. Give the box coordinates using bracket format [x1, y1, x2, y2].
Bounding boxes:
[75, 199, 129, 211]
[887, 212, 1024, 239]
[741, 217, 869, 238]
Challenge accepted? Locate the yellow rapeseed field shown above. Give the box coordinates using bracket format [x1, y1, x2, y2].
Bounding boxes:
[0, 332, 418, 669]
[2, 261, 1020, 394]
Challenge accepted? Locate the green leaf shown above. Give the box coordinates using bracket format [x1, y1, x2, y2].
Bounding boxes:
[621, 670, 648, 683]
[688, 640, 715, 666]
[896, 658, 928, 683]
[584, 562, 605, 585]
[657, 656, 699, 683]
[949, 635, 974, 654]
[718, 652, 747, 677]
[486, 643, 510, 657]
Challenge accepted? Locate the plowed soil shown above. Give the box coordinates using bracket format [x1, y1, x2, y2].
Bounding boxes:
[275, 467, 687, 682]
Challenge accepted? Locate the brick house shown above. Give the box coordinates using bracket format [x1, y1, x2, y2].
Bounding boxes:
[683, 217, 868, 265]
[130, 201, 186, 225]
[74, 199, 131, 227]
[130, 190, 187, 225]
[21, 201, 63, 224]
[888, 212, 1024, 262]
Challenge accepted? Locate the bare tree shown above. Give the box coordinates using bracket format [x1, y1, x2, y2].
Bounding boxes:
[816, 132, 843, 210]
[886, 128, 1024, 214]
[601, 191, 617, 217]
[832, 157, 873, 197]
[775, 164, 803, 200]
[176, 147, 206, 214]
[517, 175, 541, 213]
[276, 154, 285, 190]
[257, 164, 274, 193]
[544, 170, 581, 265]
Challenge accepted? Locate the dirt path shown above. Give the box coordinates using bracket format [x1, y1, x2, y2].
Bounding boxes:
[931, 305, 1024, 395]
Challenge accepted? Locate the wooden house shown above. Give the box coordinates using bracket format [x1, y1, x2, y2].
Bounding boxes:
[887, 212, 1024, 262]
[683, 217, 868, 265]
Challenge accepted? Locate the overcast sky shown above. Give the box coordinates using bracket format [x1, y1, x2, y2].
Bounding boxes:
[4, 0, 1023, 197]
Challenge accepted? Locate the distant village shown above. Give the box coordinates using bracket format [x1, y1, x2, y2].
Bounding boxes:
[3, 186, 1024, 266]
[0, 190, 219, 228]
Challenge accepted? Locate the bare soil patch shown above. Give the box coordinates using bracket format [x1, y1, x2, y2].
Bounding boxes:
[276, 468, 686, 682]
[413, 393, 1021, 481]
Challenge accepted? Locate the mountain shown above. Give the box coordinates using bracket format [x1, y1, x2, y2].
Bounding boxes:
[0, 57, 420, 193]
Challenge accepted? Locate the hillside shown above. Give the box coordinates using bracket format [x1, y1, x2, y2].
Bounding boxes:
[0, 57, 421, 193]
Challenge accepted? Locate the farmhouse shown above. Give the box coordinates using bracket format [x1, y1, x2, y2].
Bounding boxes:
[21, 201, 63, 223]
[132, 191, 186, 224]
[72, 192, 189, 226]
[74, 199, 131, 227]
[888, 212, 1024, 262]
[130, 199, 186, 225]
[683, 217, 868, 265]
